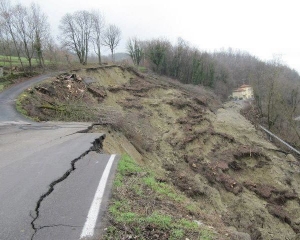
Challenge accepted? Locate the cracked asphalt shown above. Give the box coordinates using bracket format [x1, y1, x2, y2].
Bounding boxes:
[0, 75, 119, 240]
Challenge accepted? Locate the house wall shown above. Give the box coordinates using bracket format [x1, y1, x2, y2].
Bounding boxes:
[232, 91, 244, 99]
[232, 86, 254, 100]
[243, 87, 254, 99]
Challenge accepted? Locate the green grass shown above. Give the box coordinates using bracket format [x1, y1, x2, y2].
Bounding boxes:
[104, 154, 215, 240]
[186, 203, 198, 213]
[200, 229, 215, 240]
[0, 55, 32, 67]
[145, 212, 172, 229]
[143, 174, 184, 202]
[170, 229, 184, 239]
[113, 154, 142, 187]
[0, 80, 11, 92]
[137, 66, 148, 73]
[15, 92, 39, 121]
[0, 55, 51, 67]
[117, 154, 142, 175]
[16, 93, 29, 116]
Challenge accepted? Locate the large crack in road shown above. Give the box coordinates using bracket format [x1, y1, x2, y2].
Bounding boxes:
[0, 73, 118, 240]
[30, 134, 105, 240]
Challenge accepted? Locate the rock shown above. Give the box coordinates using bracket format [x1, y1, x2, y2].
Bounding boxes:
[193, 220, 203, 226]
[287, 154, 297, 163]
[232, 231, 251, 240]
[87, 86, 107, 100]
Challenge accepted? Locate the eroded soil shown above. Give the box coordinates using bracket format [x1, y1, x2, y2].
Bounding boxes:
[19, 66, 300, 239]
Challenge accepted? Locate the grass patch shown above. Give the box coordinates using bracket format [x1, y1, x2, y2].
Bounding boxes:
[0, 80, 11, 92]
[137, 66, 148, 73]
[0, 55, 51, 67]
[186, 203, 198, 213]
[15, 93, 39, 121]
[170, 229, 184, 239]
[0, 55, 24, 66]
[145, 212, 172, 229]
[200, 229, 215, 240]
[102, 154, 215, 240]
[117, 154, 142, 175]
[16, 93, 29, 116]
[143, 175, 184, 202]
[113, 154, 142, 187]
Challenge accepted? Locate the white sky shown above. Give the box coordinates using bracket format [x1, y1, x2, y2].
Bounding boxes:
[15, 0, 300, 73]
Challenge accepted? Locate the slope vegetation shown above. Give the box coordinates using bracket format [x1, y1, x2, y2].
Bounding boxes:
[19, 66, 300, 239]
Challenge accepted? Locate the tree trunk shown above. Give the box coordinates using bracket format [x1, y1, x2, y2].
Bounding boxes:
[28, 58, 32, 75]
[97, 44, 101, 64]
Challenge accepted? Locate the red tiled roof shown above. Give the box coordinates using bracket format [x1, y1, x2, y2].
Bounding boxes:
[240, 84, 251, 88]
[233, 88, 245, 92]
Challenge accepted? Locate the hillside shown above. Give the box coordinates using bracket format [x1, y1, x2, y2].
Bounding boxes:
[19, 66, 300, 239]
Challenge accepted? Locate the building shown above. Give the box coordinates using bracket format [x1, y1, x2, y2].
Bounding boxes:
[232, 84, 254, 100]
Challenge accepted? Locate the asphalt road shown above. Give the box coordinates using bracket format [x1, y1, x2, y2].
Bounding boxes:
[0, 74, 54, 124]
[0, 75, 118, 240]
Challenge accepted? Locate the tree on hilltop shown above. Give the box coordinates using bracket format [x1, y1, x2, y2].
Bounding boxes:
[59, 10, 93, 65]
[91, 11, 105, 64]
[102, 24, 121, 62]
[127, 37, 143, 66]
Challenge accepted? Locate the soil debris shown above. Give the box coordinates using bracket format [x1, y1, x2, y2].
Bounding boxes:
[18, 65, 300, 239]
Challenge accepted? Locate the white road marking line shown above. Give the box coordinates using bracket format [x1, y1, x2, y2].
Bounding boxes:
[80, 154, 116, 239]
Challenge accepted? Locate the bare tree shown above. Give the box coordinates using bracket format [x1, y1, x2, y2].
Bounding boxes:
[145, 39, 170, 73]
[265, 76, 282, 130]
[13, 4, 36, 73]
[59, 10, 93, 65]
[30, 3, 49, 69]
[0, 13, 13, 70]
[127, 37, 143, 66]
[91, 11, 105, 64]
[102, 24, 121, 62]
[0, 1, 50, 73]
[0, 0, 25, 69]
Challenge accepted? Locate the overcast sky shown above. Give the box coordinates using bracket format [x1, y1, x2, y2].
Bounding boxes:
[15, 0, 300, 73]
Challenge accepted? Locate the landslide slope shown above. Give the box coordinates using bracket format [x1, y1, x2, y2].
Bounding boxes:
[19, 66, 300, 239]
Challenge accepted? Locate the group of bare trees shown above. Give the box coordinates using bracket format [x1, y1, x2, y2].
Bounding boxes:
[127, 38, 223, 87]
[0, 0, 122, 71]
[127, 38, 143, 66]
[0, 0, 49, 72]
[59, 10, 121, 65]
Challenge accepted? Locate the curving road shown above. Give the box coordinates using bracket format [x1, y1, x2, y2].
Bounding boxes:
[0, 74, 54, 124]
[0, 74, 119, 240]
